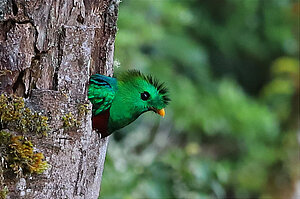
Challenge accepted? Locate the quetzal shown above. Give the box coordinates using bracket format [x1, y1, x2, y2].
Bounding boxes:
[88, 70, 170, 138]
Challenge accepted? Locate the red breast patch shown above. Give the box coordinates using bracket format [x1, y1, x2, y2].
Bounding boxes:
[92, 109, 110, 138]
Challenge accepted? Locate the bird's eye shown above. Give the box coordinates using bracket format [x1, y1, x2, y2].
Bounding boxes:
[141, 91, 150, 101]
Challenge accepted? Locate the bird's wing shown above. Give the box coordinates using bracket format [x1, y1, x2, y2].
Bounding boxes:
[88, 74, 117, 116]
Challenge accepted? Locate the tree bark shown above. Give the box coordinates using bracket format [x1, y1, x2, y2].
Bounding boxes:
[0, 0, 119, 198]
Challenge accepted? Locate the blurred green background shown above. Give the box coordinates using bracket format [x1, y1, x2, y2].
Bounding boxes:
[101, 0, 299, 198]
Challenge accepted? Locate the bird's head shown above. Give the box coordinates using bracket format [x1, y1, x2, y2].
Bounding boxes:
[117, 70, 170, 118]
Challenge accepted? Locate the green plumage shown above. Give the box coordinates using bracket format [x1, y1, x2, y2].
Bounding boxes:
[88, 70, 170, 137]
[88, 75, 117, 115]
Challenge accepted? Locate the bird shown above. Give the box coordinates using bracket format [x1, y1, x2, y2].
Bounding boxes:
[88, 70, 170, 138]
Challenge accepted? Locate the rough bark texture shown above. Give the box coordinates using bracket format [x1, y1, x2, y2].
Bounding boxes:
[0, 0, 119, 198]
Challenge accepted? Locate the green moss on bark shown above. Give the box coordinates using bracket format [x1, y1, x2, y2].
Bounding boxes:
[0, 94, 49, 194]
[0, 186, 8, 199]
[0, 131, 49, 175]
[78, 103, 90, 117]
[0, 167, 8, 199]
[62, 112, 81, 131]
[0, 94, 49, 135]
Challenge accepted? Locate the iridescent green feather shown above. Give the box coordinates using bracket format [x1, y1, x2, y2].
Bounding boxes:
[88, 74, 117, 115]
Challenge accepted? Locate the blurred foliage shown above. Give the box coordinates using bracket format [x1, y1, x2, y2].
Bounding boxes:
[101, 0, 298, 198]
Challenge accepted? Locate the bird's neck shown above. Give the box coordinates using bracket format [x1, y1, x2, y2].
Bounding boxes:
[108, 96, 143, 133]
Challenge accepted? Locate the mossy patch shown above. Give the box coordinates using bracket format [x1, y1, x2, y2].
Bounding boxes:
[0, 186, 8, 199]
[0, 168, 8, 199]
[78, 103, 90, 117]
[62, 112, 81, 131]
[9, 135, 48, 174]
[62, 103, 91, 131]
[0, 94, 49, 193]
[0, 130, 48, 176]
[0, 94, 49, 135]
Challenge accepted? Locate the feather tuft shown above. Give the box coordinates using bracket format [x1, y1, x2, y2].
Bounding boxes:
[119, 70, 170, 105]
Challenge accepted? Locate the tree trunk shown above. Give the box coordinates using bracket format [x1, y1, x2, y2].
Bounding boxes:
[0, 0, 119, 198]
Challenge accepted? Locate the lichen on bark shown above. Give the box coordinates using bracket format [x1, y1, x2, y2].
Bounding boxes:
[0, 94, 49, 135]
[0, 131, 49, 175]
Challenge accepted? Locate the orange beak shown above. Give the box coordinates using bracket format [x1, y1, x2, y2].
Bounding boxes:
[156, 108, 165, 117]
